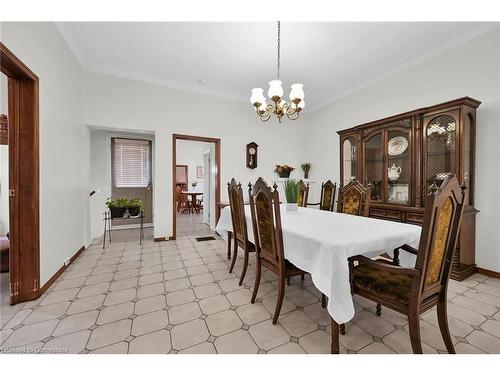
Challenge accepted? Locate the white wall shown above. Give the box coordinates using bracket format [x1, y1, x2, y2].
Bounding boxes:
[176, 140, 211, 188]
[83, 72, 308, 239]
[303, 27, 500, 272]
[0, 74, 8, 236]
[0, 23, 89, 284]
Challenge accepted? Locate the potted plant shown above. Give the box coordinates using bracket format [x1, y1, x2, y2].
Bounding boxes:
[274, 164, 294, 178]
[283, 179, 300, 212]
[301, 162, 311, 179]
[128, 198, 143, 217]
[106, 198, 128, 218]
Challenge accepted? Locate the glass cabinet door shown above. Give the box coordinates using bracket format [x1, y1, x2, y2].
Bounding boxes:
[425, 114, 457, 191]
[342, 137, 358, 186]
[386, 129, 410, 205]
[364, 132, 383, 202]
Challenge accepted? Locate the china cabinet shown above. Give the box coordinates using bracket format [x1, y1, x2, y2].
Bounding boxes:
[338, 97, 480, 280]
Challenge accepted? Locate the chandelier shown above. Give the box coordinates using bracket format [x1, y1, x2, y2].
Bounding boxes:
[250, 21, 305, 123]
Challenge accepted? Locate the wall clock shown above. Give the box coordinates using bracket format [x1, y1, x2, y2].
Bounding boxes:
[246, 142, 258, 169]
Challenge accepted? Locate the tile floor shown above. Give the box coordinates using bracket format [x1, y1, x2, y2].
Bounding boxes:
[1, 213, 500, 354]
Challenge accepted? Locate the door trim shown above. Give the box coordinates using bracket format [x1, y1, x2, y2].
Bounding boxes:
[172, 134, 221, 240]
[1, 42, 40, 304]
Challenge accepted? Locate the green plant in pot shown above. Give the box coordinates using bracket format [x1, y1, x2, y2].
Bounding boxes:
[283, 179, 300, 212]
[128, 198, 143, 217]
[301, 162, 311, 179]
[106, 198, 128, 218]
[275, 164, 294, 178]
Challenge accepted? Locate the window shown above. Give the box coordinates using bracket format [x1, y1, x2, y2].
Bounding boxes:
[112, 138, 151, 188]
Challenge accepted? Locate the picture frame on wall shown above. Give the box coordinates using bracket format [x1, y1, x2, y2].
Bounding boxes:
[196, 166, 204, 179]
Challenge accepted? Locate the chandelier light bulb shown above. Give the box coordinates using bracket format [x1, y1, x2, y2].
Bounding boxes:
[268, 80, 284, 100]
[250, 88, 264, 105]
[289, 83, 305, 101]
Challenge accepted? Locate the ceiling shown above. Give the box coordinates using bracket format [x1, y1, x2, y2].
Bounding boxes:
[57, 22, 497, 111]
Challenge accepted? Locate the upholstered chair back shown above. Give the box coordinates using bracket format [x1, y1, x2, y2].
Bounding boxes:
[248, 178, 285, 268]
[227, 178, 248, 244]
[415, 174, 466, 299]
[297, 180, 309, 208]
[337, 178, 370, 216]
[320, 180, 337, 211]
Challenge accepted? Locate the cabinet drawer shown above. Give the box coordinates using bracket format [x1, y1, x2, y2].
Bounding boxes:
[405, 212, 424, 224]
[370, 208, 401, 221]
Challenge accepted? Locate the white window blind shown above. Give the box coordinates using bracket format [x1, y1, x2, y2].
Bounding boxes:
[113, 138, 151, 188]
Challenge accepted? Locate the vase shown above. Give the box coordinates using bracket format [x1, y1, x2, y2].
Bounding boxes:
[304, 171, 309, 179]
[286, 203, 298, 212]
[278, 171, 291, 178]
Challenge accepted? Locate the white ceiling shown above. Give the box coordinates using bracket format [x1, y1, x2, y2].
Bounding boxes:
[57, 22, 498, 111]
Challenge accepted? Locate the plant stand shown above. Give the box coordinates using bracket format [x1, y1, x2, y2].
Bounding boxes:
[102, 210, 144, 249]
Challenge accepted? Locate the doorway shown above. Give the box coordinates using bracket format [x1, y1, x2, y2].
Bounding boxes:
[0, 43, 40, 304]
[172, 134, 220, 239]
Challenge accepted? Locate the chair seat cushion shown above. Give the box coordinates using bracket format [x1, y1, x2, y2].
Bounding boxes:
[352, 263, 413, 304]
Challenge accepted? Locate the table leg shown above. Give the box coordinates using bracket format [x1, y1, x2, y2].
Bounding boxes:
[331, 318, 340, 354]
[102, 212, 107, 249]
[140, 211, 144, 246]
[227, 232, 232, 260]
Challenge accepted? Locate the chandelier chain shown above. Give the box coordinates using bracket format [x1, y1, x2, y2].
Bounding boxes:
[277, 21, 280, 80]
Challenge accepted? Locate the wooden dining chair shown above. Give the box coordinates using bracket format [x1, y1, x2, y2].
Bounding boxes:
[248, 178, 307, 324]
[227, 179, 256, 285]
[308, 180, 337, 211]
[337, 178, 371, 217]
[297, 180, 309, 208]
[176, 186, 191, 214]
[331, 174, 467, 354]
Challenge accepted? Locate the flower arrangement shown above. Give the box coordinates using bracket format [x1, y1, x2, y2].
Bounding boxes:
[274, 164, 294, 178]
[301, 162, 311, 179]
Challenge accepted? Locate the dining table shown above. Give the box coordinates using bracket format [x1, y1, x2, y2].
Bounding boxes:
[215, 205, 422, 352]
[182, 190, 203, 213]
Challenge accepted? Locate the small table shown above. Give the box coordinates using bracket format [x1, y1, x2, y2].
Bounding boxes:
[182, 191, 203, 213]
[102, 210, 144, 249]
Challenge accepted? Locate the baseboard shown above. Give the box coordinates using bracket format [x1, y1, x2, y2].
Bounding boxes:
[477, 267, 500, 279]
[38, 245, 86, 296]
[111, 223, 154, 230]
[154, 236, 174, 242]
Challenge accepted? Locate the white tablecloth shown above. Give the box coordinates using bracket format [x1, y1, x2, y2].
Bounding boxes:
[215, 205, 421, 324]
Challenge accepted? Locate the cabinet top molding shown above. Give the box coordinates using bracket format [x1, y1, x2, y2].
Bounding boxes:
[337, 97, 481, 136]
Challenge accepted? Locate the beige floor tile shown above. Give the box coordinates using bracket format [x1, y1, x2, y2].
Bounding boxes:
[87, 319, 132, 350]
[464, 290, 500, 308]
[448, 303, 487, 326]
[114, 269, 139, 280]
[421, 310, 474, 338]
[52, 277, 87, 291]
[454, 342, 486, 354]
[190, 273, 216, 286]
[248, 320, 290, 351]
[226, 289, 252, 306]
[129, 329, 171, 354]
[3, 319, 59, 348]
[211, 270, 236, 282]
[53, 310, 98, 336]
[90, 341, 129, 354]
[139, 264, 163, 276]
[104, 288, 136, 306]
[134, 295, 166, 315]
[137, 282, 165, 299]
[383, 329, 437, 354]
[110, 277, 138, 291]
[199, 295, 231, 315]
[170, 319, 209, 350]
[183, 258, 204, 267]
[303, 302, 332, 326]
[268, 342, 306, 354]
[358, 342, 395, 354]
[97, 302, 134, 325]
[206, 310, 242, 336]
[40, 288, 79, 306]
[403, 320, 457, 351]
[164, 261, 184, 271]
[186, 265, 210, 276]
[475, 283, 500, 298]
[214, 329, 258, 354]
[3, 309, 32, 330]
[279, 310, 318, 337]
[207, 262, 228, 272]
[299, 330, 331, 354]
[169, 302, 202, 324]
[466, 330, 500, 353]
[352, 311, 395, 338]
[178, 341, 216, 354]
[138, 272, 164, 285]
[67, 294, 105, 315]
[24, 302, 70, 325]
[262, 296, 296, 316]
[378, 308, 408, 326]
[165, 277, 191, 292]
[193, 283, 222, 299]
[166, 289, 196, 306]
[339, 323, 374, 351]
[164, 269, 188, 281]
[452, 295, 498, 316]
[77, 282, 110, 298]
[481, 319, 500, 338]
[218, 278, 244, 292]
[131, 310, 169, 336]
[286, 289, 318, 307]
[86, 273, 115, 285]
[43, 330, 91, 354]
[236, 303, 271, 325]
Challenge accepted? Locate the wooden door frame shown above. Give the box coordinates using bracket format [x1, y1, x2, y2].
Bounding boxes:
[172, 134, 220, 240]
[0, 42, 40, 304]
